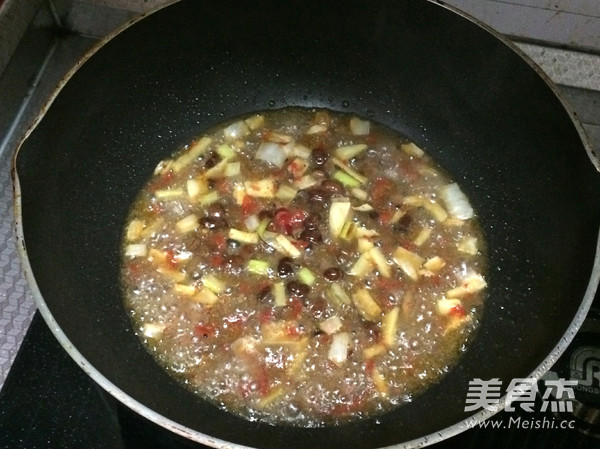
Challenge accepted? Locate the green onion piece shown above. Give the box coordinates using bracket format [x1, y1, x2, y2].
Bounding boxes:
[335, 144, 367, 160]
[199, 191, 220, 206]
[298, 267, 316, 286]
[275, 184, 298, 203]
[328, 283, 352, 305]
[333, 170, 361, 188]
[201, 275, 225, 294]
[247, 259, 270, 275]
[229, 228, 259, 244]
[175, 214, 199, 234]
[339, 221, 355, 240]
[224, 162, 241, 177]
[171, 137, 212, 172]
[217, 144, 236, 159]
[273, 282, 287, 307]
[154, 189, 185, 199]
[256, 218, 270, 236]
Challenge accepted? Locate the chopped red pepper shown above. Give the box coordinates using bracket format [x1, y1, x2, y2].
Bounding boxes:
[148, 170, 175, 192]
[273, 208, 307, 235]
[291, 239, 309, 250]
[399, 160, 421, 183]
[283, 297, 304, 320]
[241, 194, 260, 218]
[448, 304, 467, 318]
[215, 178, 231, 194]
[287, 159, 305, 178]
[255, 366, 271, 397]
[208, 254, 224, 268]
[259, 308, 275, 324]
[149, 202, 164, 215]
[212, 233, 227, 250]
[164, 249, 178, 270]
[285, 322, 301, 338]
[377, 209, 395, 226]
[194, 322, 218, 339]
[364, 358, 376, 375]
[371, 177, 394, 206]
[126, 261, 143, 281]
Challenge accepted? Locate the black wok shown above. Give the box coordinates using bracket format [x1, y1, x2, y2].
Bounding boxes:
[12, 0, 600, 447]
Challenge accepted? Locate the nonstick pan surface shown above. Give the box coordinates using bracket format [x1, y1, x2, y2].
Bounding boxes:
[13, 0, 600, 447]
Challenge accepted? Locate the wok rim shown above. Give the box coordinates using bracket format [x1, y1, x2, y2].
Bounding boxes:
[10, 0, 600, 447]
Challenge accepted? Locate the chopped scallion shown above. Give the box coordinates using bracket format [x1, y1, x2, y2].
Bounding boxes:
[175, 214, 199, 234]
[335, 144, 367, 160]
[333, 170, 361, 188]
[328, 283, 352, 305]
[228, 228, 259, 244]
[216, 144, 236, 159]
[273, 282, 287, 307]
[224, 161, 241, 177]
[256, 218, 270, 236]
[199, 191, 220, 206]
[154, 189, 185, 199]
[201, 274, 225, 294]
[275, 184, 298, 203]
[298, 267, 316, 286]
[247, 259, 270, 275]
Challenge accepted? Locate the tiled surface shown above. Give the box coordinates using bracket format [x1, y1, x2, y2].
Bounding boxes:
[0, 31, 98, 389]
[1, 0, 600, 389]
[0, 151, 36, 384]
[52, 0, 174, 37]
[0, 0, 43, 74]
[444, 0, 600, 53]
[516, 43, 600, 91]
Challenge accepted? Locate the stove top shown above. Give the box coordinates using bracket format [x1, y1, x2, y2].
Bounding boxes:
[1, 1, 600, 448]
[1, 310, 599, 449]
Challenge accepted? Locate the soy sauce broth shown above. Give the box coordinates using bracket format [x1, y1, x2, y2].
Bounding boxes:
[121, 108, 487, 426]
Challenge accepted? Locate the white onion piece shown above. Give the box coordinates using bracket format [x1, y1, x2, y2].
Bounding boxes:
[142, 323, 165, 339]
[125, 243, 147, 257]
[349, 117, 370, 135]
[319, 316, 343, 335]
[244, 214, 260, 231]
[223, 120, 250, 140]
[328, 332, 350, 366]
[439, 183, 474, 219]
[256, 142, 287, 168]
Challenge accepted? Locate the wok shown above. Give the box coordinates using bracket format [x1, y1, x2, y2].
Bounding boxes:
[12, 0, 600, 447]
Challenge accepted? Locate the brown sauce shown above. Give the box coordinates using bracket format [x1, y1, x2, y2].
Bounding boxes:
[121, 107, 487, 426]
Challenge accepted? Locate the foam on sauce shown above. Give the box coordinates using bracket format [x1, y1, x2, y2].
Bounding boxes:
[121, 108, 487, 426]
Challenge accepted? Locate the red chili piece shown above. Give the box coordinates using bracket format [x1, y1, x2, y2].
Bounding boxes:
[448, 304, 467, 318]
[194, 322, 218, 339]
[273, 208, 307, 235]
[241, 194, 260, 218]
[164, 249, 178, 269]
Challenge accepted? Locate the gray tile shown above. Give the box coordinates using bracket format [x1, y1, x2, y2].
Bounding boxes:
[582, 123, 600, 163]
[0, 33, 97, 389]
[77, 0, 174, 13]
[499, 0, 600, 17]
[60, 0, 136, 37]
[516, 43, 600, 91]
[0, 0, 44, 74]
[559, 86, 600, 127]
[444, 0, 600, 53]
